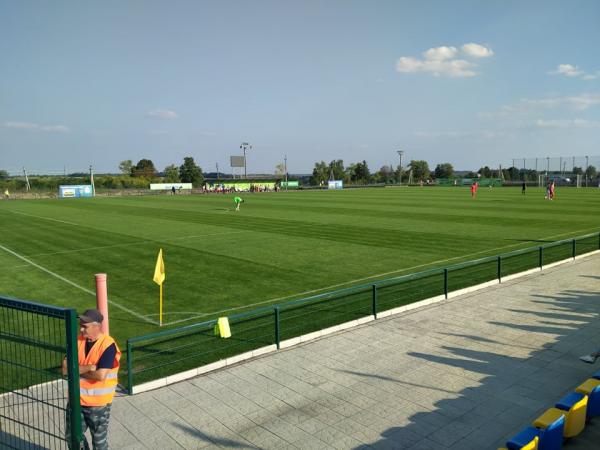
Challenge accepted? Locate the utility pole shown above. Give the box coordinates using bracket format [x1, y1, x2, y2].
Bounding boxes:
[89, 165, 95, 196]
[284, 155, 288, 191]
[240, 142, 252, 179]
[546, 157, 550, 175]
[559, 157, 563, 176]
[397, 150, 404, 184]
[216, 163, 220, 183]
[22, 167, 31, 192]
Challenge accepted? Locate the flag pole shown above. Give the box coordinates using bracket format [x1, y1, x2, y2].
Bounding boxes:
[159, 283, 163, 327]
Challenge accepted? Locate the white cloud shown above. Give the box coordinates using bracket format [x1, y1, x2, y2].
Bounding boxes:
[423, 46, 458, 61]
[480, 93, 600, 118]
[551, 64, 583, 77]
[461, 43, 494, 58]
[536, 118, 600, 129]
[3, 121, 70, 132]
[396, 57, 477, 77]
[414, 129, 510, 140]
[146, 109, 178, 119]
[396, 42, 493, 78]
[550, 64, 599, 80]
[40, 125, 70, 133]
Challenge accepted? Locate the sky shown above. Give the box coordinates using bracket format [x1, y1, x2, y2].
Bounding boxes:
[1, 0, 600, 175]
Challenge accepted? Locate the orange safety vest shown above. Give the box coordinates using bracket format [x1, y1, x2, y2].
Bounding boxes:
[77, 334, 121, 407]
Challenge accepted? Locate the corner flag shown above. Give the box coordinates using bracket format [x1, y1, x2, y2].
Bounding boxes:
[153, 249, 165, 326]
[153, 249, 165, 285]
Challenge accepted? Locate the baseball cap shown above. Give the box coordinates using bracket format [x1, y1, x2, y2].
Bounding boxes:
[78, 309, 103, 323]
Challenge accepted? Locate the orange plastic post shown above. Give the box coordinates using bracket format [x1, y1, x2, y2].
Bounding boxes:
[95, 273, 109, 335]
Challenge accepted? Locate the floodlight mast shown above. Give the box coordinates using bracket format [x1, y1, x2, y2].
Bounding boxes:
[89, 165, 95, 196]
[397, 150, 404, 184]
[284, 155, 288, 191]
[240, 142, 252, 179]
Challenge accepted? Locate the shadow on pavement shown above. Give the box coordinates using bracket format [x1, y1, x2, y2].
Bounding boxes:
[350, 284, 600, 449]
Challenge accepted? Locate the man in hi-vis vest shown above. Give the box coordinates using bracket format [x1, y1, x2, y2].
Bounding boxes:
[64, 309, 120, 450]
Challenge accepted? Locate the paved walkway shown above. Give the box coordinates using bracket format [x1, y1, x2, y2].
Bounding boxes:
[108, 255, 600, 449]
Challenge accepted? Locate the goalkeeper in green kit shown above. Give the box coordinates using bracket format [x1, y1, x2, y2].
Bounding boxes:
[234, 196, 244, 211]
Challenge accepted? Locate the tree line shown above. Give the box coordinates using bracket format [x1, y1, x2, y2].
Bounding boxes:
[309, 160, 599, 185]
[309, 159, 443, 185]
[0, 157, 205, 191]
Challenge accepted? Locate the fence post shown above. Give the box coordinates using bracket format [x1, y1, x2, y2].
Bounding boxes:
[572, 239, 576, 259]
[127, 341, 133, 395]
[539, 246, 543, 269]
[65, 309, 83, 449]
[372, 284, 378, 319]
[443, 268, 448, 299]
[274, 307, 280, 349]
[497, 256, 502, 282]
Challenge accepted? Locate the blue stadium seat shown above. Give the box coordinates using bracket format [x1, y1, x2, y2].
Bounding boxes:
[575, 378, 600, 420]
[506, 427, 539, 450]
[532, 409, 565, 450]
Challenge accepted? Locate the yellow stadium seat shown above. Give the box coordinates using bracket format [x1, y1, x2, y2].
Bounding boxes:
[554, 392, 588, 438]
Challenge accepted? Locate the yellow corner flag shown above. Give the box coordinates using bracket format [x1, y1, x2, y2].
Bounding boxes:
[153, 249, 165, 326]
[153, 248, 165, 285]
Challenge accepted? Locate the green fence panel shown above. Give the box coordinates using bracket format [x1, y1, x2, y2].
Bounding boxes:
[575, 234, 598, 256]
[0, 296, 81, 450]
[500, 248, 540, 278]
[447, 258, 498, 292]
[377, 270, 445, 311]
[128, 309, 274, 387]
[279, 287, 372, 341]
[542, 241, 573, 265]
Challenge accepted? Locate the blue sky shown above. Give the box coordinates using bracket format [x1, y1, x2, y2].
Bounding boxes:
[1, 1, 600, 175]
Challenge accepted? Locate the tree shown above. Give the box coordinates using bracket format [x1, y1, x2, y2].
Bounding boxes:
[409, 160, 430, 181]
[586, 165, 597, 180]
[353, 160, 371, 184]
[478, 166, 492, 178]
[328, 160, 346, 181]
[0, 170, 9, 180]
[572, 166, 583, 175]
[118, 160, 133, 175]
[132, 159, 157, 178]
[163, 164, 180, 182]
[434, 163, 454, 179]
[310, 161, 328, 185]
[275, 163, 286, 176]
[179, 157, 203, 186]
[377, 165, 393, 183]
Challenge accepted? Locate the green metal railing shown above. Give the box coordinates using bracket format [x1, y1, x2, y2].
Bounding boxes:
[125, 232, 600, 393]
[0, 297, 82, 450]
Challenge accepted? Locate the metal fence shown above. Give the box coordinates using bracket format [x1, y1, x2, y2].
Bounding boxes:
[125, 232, 600, 393]
[0, 297, 81, 450]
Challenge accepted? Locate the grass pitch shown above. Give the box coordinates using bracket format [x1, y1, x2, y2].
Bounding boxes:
[0, 186, 598, 346]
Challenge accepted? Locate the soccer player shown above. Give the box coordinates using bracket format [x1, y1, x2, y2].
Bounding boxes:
[521, 181, 526, 195]
[234, 196, 244, 211]
[470, 182, 476, 198]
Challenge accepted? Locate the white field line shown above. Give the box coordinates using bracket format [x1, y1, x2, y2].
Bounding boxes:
[162, 226, 600, 326]
[24, 230, 251, 258]
[0, 243, 157, 325]
[8, 210, 79, 226]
